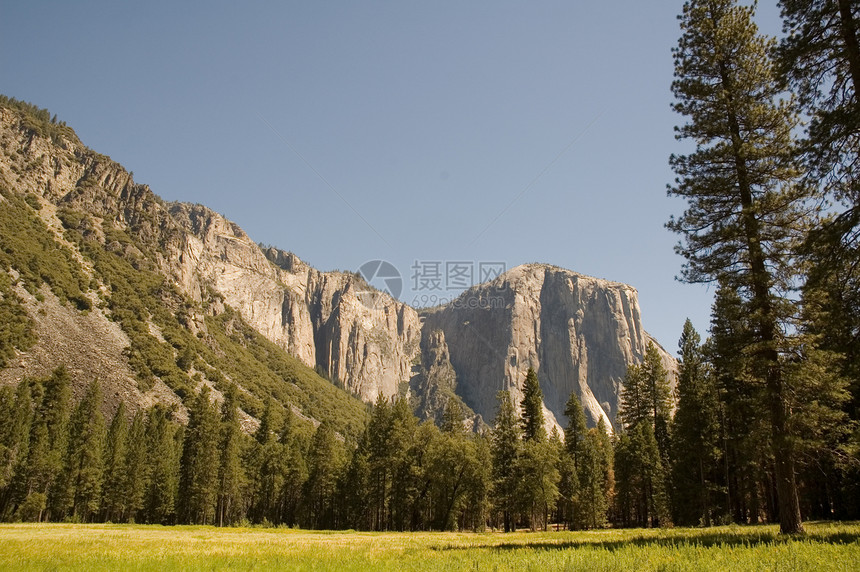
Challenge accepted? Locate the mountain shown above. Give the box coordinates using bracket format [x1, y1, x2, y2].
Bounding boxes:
[422, 264, 676, 431]
[0, 97, 675, 435]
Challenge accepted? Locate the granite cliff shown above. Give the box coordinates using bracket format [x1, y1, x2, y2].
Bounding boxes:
[422, 264, 676, 432]
[0, 100, 675, 433]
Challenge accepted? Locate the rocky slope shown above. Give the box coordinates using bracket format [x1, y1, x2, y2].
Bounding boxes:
[0, 99, 675, 434]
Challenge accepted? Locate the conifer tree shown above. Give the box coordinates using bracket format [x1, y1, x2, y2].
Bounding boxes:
[520, 368, 545, 442]
[304, 421, 344, 529]
[514, 368, 561, 532]
[670, 320, 722, 525]
[387, 397, 420, 531]
[276, 410, 308, 527]
[144, 405, 179, 524]
[778, 0, 860, 518]
[367, 394, 393, 530]
[340, 428, 373, 529]
[441, 398, 466, 434]
[217, 384, 243, 526]
[122, 410, 149, 523]
[59, 379, 106, 521]
[101, 402, 128, 522]
[490, 390, 520, 532]
[668, 0, 812, 533]
[642, 343, 672, 463]
[614, 423, 669, 528]
[579, 428, 610, 529]
[249, 397, 284, 523]
[517, 431, 560, 531]
[24, 367, 71, 521]
[0, 381, 32, 514]
[708, 284, 771, 523]
[563, 392, 588, 468]
[179, 387, 219, 524]
[619, 363, 649, 430]
[778, 0, 860, 206]
[560, 392, 587, 528]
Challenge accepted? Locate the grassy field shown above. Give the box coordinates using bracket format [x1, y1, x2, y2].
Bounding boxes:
[0, 522, 858, 571]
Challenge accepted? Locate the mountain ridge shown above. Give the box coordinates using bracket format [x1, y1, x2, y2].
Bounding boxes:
[0, 97, 675, 435]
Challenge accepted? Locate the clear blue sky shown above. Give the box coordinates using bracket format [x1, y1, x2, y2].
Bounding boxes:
[2, 1, 783, 353]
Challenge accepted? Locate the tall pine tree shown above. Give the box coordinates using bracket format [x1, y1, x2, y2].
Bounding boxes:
[58, 379, 105, 521]
[491, 390, 520, 532]
[217, 384, 244, 527]
[179, 387, 220, 524]
[520, 368, 546, 442]
[670, 319, 722, 525]
[668, 0, 812, 534]
[101, 402, 128, 522]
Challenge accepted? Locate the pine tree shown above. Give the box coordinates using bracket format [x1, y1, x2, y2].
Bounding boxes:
[101, 402, 128, 522]
[614, 422, 669, 528]
[217, 384, 244, 527]
[560, 392, 587, 528]
[303, 421, 344, 529]
[340, 428, 372, 529]
[276, 410, 308, 527]
[670, 319, 722, 525]
[643, 343, 672, 463]
[179, 387, 220, 524]
[520, 368, 545, 442]
[122, 410, 149, 523]
[367, 394, 393, 530]
[619, 363, 649, 430]
[248, 397, 284, 524]
[23, 367, 71, 522]
[778, 0, 860, 522]
[668, 0, 813, 534]
[144, 405, 179, 524]
[619, 344, 671, 440]
[579, 428, 610, 529]
[255, 397, 281, 446]
[517, 432, 559, 531]
[441, 398, 466, 434]
[563, 392, 588, 468]
[708, 284, 771, 524]
[490, 390, 520, 532]
[0, 381, 32, 516]
[778, 0, 860, 206]
[387, 397, 421, 531]
[58, 379, 106, 521]
[594, 418, 615, 523]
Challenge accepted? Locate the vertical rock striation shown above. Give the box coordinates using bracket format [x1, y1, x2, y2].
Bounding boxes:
[422, 264, 675, 433]
[166, 203, 422, 401]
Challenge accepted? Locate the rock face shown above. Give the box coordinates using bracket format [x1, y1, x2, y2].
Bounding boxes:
[422, 264, 676, 432]
[0, 105, 675, 430]
[166, 203, 423, 401]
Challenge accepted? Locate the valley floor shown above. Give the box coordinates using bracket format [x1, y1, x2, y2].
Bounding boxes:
[0, 522, 858, 571]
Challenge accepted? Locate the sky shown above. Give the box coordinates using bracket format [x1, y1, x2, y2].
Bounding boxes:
[1, 1, 784, 353]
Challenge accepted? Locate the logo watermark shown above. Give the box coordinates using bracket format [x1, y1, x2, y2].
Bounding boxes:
[355, 259, 508, 310]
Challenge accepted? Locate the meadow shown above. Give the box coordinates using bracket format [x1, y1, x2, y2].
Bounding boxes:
[0, 522, 858, 571]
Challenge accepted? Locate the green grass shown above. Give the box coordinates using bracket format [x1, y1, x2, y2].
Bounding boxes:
[0, 522, 857, 571]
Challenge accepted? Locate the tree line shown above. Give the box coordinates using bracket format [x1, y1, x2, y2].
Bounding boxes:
[0, 326, 856, 530]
